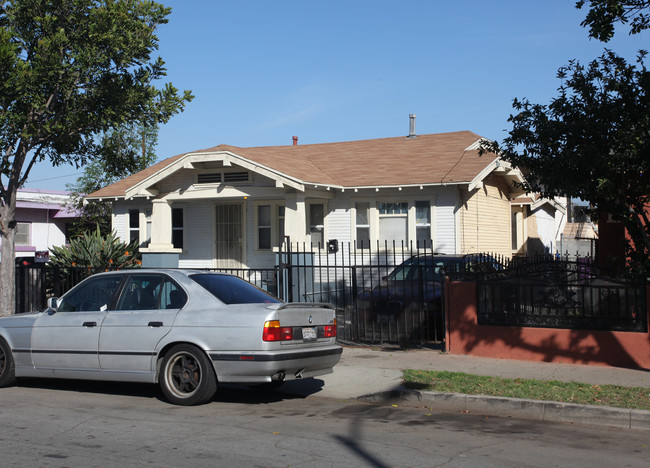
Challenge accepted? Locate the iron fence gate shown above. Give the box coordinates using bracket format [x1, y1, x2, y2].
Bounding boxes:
[274, 242, 479, 347]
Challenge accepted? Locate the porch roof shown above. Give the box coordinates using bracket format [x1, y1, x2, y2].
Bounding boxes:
[88, 131, 506, 199]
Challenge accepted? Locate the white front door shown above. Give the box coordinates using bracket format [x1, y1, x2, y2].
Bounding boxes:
[215, 204, 243, 268]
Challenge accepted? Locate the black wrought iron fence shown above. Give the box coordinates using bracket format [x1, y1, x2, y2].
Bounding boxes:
[476, 257, 647, 332]
[276, 241, 505, 346]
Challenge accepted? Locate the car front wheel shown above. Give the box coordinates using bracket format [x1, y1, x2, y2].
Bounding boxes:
[0, 338, 16, 388]
[160, 344, 217, 406]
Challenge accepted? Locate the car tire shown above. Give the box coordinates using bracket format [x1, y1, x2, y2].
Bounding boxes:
[0, 338, 17, 388]
[159, 344, 217, 406]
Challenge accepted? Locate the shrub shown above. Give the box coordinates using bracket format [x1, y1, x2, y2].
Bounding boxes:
[49, 227, 141, 270]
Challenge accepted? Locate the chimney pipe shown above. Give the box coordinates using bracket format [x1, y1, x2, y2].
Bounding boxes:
[292, 136, 298, 146]
[408, 114, 417, 138]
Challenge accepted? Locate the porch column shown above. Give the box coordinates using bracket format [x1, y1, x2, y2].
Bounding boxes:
[141, 198, 180, 267]
[284, 194, 308, 244]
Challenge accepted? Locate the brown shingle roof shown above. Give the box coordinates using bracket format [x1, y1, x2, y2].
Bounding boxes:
[89, 131, 496, 198]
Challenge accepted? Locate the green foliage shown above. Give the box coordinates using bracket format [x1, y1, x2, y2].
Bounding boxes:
[576, 1, 650, 42]
[0, 0, 192, 186]
[66, 121, 159, 236]
[0, 1, 191, 314]
[49, 227, 141, 270]
[481, 50, 650, 276]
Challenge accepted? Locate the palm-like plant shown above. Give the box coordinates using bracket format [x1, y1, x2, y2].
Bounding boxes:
[49, 227, 141, 271]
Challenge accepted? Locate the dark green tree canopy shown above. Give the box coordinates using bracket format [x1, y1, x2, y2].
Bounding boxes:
[0, 0, 192, 191]
[576, 0, 650, 41]
[0, 0, 192, 315]
[481, 50, 650, 274]
[67, 122, 159, 236]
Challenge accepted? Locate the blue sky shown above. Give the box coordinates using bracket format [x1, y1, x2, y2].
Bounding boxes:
[23, 0, 647, 190]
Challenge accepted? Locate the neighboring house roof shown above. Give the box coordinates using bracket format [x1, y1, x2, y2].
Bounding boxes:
[17, 188, 81, 218]
[87, 131, 522, 199]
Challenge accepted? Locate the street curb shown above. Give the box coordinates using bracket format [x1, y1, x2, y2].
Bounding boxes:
[357, 389, 650, 431]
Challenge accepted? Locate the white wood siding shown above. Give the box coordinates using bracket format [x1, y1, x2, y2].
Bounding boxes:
[435, 187, 458, 254]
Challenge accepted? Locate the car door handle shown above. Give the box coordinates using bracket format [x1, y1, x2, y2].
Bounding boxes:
[148, 321, 163, 327]
[83, 322, 97, 327]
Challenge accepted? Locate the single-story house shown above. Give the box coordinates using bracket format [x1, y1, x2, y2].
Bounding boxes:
[87, 128, 566, 269]
[8, 189, 79, 263]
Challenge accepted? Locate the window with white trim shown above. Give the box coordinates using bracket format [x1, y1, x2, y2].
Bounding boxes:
[128, 209, 140, 244]
[258, 205, 272, 250]
[415, 201, 432, 248]
[172, 208, 184, 249]
[352, 199, 434, 249]
[255, 202, 285, 250]
[278, 205, 285, 245]
[308, 203, 325, 248]
[15, 222, 31, 246]
[355, 202, 370, 249]
[378, 202, 408, 246]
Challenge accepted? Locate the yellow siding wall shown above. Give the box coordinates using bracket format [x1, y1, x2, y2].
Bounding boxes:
[459, 176, 512, 257]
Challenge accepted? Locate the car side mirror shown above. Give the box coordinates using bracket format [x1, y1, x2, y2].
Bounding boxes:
[47, 297, 59, 309]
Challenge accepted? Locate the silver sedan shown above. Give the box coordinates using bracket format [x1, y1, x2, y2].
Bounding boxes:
[0, 269, 342, 405]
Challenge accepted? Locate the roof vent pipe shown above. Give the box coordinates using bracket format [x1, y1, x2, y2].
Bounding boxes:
[407, 114, 417, 138]
[292, 136, 298, 145]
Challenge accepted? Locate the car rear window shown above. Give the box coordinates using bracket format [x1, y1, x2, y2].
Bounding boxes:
[189, 274, 281, 305]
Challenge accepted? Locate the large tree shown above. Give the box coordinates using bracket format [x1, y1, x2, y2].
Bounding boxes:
[0, 0, 193, 316]
[576, 0, 650, 41]
[66, 121, 159, 236]
[481, 50, 650, 275]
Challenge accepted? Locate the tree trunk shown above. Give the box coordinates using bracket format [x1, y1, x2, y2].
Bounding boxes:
[0, 198, 16, 316]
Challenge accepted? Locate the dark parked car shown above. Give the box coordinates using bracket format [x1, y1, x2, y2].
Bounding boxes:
[357, 254, 502, 333]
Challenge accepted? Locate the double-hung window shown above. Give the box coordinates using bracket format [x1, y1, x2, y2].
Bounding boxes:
[309, 203, 325, 248]
[378, 202, 409, 246]
[415, 201, 432, 248]
[128, 209, 140, 244]
[15, 222, 31, 246]
[172, 208, 184, 249]
[256, 202, 285, 250]
[354, 200, 433, 249]
[258, 205, 272, 250]
[355, 202, 370, 249]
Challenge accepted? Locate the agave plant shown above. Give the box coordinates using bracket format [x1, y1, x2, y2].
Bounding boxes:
[49, 227, 141, 271]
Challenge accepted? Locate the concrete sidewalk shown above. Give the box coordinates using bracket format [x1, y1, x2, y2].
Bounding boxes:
[282, 346, 650, 431]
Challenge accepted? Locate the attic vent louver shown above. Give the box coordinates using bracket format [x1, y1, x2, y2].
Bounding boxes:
[197, 173, 222, 184]
[223, 172, 249, 182]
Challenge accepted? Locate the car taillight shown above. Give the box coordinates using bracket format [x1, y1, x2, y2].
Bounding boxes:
[324, 319, 337, 338]
[263, 320, 294, 341]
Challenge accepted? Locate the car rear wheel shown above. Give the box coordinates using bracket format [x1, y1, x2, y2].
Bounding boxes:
[0, 338, 16, 388]
[160, 344, 217, 406]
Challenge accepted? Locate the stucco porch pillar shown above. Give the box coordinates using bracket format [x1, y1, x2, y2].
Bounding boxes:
[140, 198, 180, 267]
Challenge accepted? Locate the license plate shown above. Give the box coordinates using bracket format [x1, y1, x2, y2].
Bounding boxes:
[303, 327, 317, 340]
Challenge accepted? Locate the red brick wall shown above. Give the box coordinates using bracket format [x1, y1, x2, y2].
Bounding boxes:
[446, 281, 650, 369]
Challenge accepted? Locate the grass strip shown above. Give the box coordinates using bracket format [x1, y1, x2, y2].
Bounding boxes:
[402, 369, 650, 410]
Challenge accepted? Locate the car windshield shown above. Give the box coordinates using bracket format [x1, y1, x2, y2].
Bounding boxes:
[189, 274, 281, 305]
